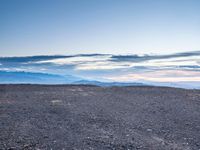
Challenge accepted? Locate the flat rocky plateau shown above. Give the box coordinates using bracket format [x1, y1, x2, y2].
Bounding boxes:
[0, 85, 200, 150]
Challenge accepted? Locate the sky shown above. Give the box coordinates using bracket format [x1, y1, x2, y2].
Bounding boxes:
[0, 0, 200, 56]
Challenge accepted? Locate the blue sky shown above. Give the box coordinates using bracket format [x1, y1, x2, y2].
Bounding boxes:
[0, 0, 200, 56]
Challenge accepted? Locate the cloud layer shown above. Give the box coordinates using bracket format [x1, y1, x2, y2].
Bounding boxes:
[0, 51, 200, 88]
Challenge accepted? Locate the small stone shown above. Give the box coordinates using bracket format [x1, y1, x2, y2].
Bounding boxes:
[147, 129, 152, 132]
[43, 135, 48, 138]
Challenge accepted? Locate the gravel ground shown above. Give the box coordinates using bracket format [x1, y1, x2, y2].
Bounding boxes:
[0, 85, 200, 150]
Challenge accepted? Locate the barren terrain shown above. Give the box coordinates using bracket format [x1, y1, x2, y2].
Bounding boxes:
[0, 85, 200, 150]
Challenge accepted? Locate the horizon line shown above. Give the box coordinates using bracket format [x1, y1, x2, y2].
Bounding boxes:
[0, 50, 200, 58]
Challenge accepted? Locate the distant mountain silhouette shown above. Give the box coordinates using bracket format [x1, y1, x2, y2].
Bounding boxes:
[0, 71, 146, 86]
[72, 80, 145, 87]
[0, 71, 80, 84]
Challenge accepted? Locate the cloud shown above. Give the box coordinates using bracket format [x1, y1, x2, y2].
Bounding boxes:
[110, 51, 200, 62]
[35, 55, 111, 65]
[0, 51, 200, 88]
[107, 70, 200, 82]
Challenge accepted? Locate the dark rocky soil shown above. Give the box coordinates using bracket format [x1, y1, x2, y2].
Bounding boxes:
[0, 85, 200, 150]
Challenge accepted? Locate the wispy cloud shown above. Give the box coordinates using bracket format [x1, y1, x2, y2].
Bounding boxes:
[106, 70, 200, 82]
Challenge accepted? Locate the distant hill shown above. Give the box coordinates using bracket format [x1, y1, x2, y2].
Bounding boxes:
[0, 71, 80, 84]
[72, 80, 145, 87]
[0, 71, 146, 86]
